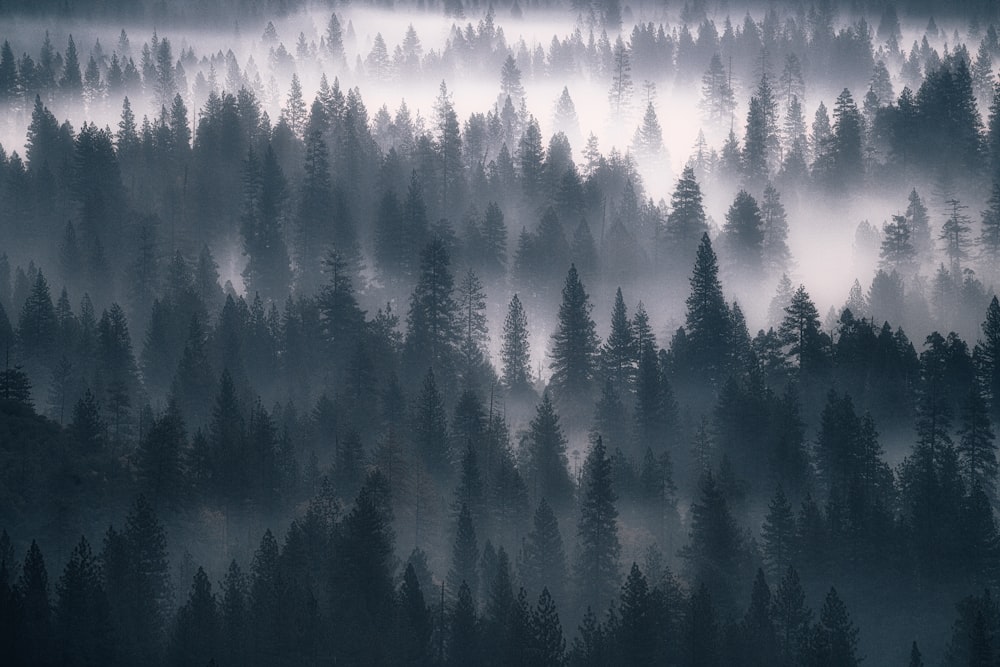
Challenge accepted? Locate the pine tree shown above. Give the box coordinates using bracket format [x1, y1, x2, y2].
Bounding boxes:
[779, 285, 824, 373]
[398, 563, 433, 664]
[457, 268, 489, 387]
[530, 587, 565, 667]
[448, 503, 479, 603]
[720, 190, 765, 279]
[663, 166, 708, 266]
[941, 197, 973, 277]
[682, 234, 731, 387]
[681, 470, 747, 612]
[405, 238, 461, 383]
[761, 184, 791, 278]
[60, 35, 83, 96]
[502, 294, 532, 393]
[879, 214, 917, 276]
[805, 588, 861, 667]
[17, 540, 52, 665]
[575, 437, 621, 615]
[413, 367, 451, 478]
[600, 287, 637, 398]
[449, 581, 478, 666]
[241, 144, 291, 302]
[525, 393, 575, 511]
[54, 536, 113, 666]
[608, 36, 633, 115]
[549, 264, 599, 409]
[137, 399, 187, 509]
[169, 567, 219, 667]
[521, 498, 567, 607]
[958, 383, 998, 496]
[762, 487, 796, 577]
[773, 566, 811, 667]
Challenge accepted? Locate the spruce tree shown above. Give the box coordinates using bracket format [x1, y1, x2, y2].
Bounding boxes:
[575, 437, 621, 615]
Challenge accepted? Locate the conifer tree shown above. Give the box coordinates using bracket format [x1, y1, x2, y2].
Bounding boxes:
[549, 264, 599, 409]
[600, 287, 637, 398]
[773, 566, 811, 667]
[663, 166, 708, 266]
[398, 563, 433, 664]
[405, 238, 460, 383]
[502, 294, 532, 393]
[720, 190, 765, 279]
[449, 581, 478, 666]
[17, 540, 52, 665]
[54, 536, 113, 666]
[448, 503, 479, 603]
[169, 567, 219, 667]
[413, 367, 451, 478]
[682, 234, 731, 387]
[521, 498, 567, 605]
[525, 393, 575, 511]
[531, 587, 565, 667]
[762, 487, 796, 577]
[575, 437, 621, 615]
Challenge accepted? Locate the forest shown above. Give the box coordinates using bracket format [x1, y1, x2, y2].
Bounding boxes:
[3, 0, 1000, 664]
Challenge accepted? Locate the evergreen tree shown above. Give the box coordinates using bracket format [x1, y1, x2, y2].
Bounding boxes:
[54, 536, 113, 666]
[663, 166, 708, 267]
[136, 399, 187, 509]
[681, 234, 731, 387]
[405, 238, 460, 383]
[549, 264, 599, 409]
[413, 367, 451, 478]
[575, 437, 621, 615]
[773, 566, 811, 667]
[169, 567, 219, 667]
[449, 581, 478, 666]
[531, 587, 565, 667]
[681, 470, 747, 612]
[16, 540, 52, 665]
[761, 184, 791, 278]
[398, 563, 433, 664]
[805, 588, 861, 667]
[521, 498, 568, 607]
[525, 393, 575, 511]
[600, 287, 637, 398]
[60, 35, 83, 97]
[720, 190, 765, 279]
[958, 383, 997, 496]
[448, 503, 479, 602]
[762, 487, 796, 577]
[502, 294, 532, 393]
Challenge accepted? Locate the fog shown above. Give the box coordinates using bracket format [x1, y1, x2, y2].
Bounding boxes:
[2, 1, 999, 665]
